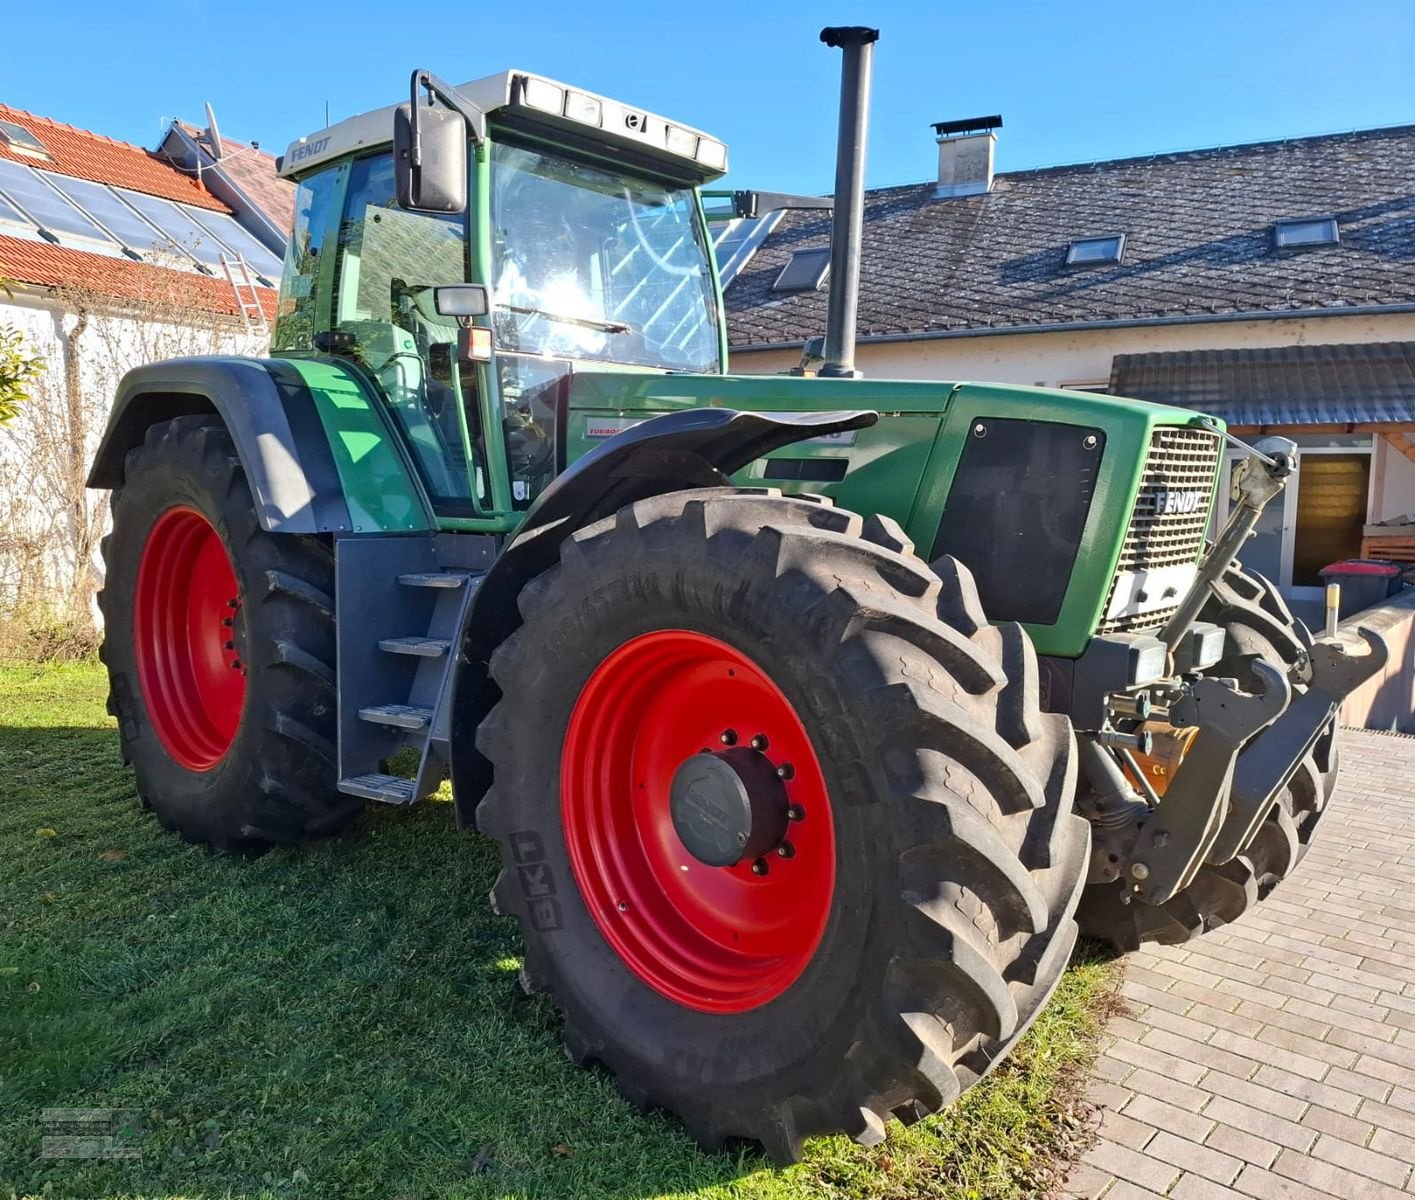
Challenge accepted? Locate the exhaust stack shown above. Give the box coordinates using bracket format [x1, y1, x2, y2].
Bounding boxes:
[818, 25, 878, 379]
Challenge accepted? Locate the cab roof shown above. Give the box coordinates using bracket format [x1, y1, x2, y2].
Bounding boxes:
[278, 69, 727, 183]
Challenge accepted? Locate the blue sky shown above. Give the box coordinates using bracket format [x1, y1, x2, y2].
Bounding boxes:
[6, 0, 1414, 195]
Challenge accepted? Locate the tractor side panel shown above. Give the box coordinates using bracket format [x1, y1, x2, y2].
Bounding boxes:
[271, 358, 432, 533]
[562, 371, 1210, 660]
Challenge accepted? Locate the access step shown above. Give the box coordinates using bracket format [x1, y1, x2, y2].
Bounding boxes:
[378, 636, 451, 657]
[398, 571, 477, 589]
[358, 703, 433, 731]
[339, 772, 417, 804]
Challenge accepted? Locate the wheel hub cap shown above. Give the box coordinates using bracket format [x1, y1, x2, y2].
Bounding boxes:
[669, 747, 790, 867]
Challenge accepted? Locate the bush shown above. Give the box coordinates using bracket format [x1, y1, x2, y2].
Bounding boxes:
[0, 605, 101, 663]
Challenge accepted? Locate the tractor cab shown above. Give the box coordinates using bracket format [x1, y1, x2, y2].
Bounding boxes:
[274, 70, 728, 520]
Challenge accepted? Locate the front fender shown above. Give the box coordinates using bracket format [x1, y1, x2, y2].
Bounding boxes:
[448, 406, 877, 826]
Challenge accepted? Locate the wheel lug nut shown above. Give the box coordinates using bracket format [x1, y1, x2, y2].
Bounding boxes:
[750, 734, 768, 751]
[720, 729, 738, 746]
[617, 901, 628, 912]
[750, 858, 769, 876]
[776, 842, 795, 859]
[787, 805, 805, 821]
[776, 763, 794, 780]
[223, 640, 235, 650]
[736, 832, 747, 845]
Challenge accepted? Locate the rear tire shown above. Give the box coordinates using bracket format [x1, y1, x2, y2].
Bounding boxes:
[476, 489, 1088, 1162]
[99, 415, 358, 851]
[1078, 563, 1338, 950]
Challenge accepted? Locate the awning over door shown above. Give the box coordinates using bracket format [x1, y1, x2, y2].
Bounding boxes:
[1109, 341, 1415, 426]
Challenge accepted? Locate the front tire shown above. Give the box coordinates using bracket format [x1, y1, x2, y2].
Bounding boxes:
[476, 489, 1088, 1162]
[99, 415, 358, 851]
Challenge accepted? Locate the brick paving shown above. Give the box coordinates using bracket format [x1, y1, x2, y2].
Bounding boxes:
[1061, 729, 1415, 1200]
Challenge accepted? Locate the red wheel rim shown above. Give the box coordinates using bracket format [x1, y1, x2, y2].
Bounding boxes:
[133, 506, 245, 771]
[562, 630, 835, 1013]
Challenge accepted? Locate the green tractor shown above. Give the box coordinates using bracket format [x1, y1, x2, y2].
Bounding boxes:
[88, 29, 1384, 1163]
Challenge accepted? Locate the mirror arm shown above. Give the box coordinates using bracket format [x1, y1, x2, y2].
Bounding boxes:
[408, 69, 488, 160]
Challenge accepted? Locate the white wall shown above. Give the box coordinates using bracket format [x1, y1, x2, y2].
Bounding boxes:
[0, 288, 264, 627]
[1373, 436, 1415, 524]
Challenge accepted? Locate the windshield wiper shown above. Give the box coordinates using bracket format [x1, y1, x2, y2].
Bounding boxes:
[501, 303, 632, 335]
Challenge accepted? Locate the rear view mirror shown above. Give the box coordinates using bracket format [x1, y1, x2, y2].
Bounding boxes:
[394, 103, 466, 214]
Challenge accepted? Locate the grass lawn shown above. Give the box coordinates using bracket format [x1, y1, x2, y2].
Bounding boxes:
[0, 661, 1120, 1200]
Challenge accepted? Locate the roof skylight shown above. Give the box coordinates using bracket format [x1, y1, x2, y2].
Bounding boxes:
[773, 246, 831, 292]
[46, 172, 189, 263]
[1274, 217, 1339, 248]
[0, 120, 51, 160]
[0, 158, 113, 245]
[118, 190, 241, 268]
[1065, 234, 1125, 267]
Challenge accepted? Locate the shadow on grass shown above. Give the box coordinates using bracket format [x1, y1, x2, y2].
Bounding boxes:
[0, 720, 757, 1200]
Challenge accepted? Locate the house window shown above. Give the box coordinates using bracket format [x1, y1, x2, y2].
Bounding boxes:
[1059, 381, 1110, 394]
[1065, 235, 1125, 267]
[0, 120, 50, 159]
[1273, 217, 1339, 248]
[773, 247, 831, 292]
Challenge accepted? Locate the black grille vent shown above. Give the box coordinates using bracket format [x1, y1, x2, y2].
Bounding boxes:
[1099, 425, 1221, 633]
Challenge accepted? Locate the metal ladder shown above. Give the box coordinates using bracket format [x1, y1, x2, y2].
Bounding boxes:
[334, 537, 489, 805]
[220, 253, 267, 332]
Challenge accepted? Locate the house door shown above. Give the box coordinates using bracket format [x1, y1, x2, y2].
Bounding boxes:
[1290, 453, 1371, 589]
[1218, 444, 1373, 601]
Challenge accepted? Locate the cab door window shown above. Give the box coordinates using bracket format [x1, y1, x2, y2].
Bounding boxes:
[331, 152, 485, 511]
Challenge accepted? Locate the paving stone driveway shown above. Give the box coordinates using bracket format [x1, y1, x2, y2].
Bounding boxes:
[1062, 728, 1415, 1200]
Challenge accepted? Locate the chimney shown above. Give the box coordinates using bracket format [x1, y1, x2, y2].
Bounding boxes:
[933, 115, 1001, 198]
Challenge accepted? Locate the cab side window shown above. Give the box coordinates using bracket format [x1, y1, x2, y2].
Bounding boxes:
[272, 166, 338, 351]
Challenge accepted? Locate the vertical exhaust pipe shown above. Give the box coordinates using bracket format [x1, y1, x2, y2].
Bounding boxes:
[818, 25, 879, 379]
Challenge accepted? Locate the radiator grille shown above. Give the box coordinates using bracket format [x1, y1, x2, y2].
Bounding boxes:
[1099, 425, 1222, 633]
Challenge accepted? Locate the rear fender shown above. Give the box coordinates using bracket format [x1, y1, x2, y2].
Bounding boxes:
[448, 406, 877, 827]
[87, 356, 430, 535]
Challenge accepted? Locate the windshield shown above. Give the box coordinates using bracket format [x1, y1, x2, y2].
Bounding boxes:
[489, 137, 721, 373]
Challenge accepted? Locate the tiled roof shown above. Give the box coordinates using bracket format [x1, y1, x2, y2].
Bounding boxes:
[174, 120, 295, 233]
[0, 104, 227, 210]
[0, 234, 277, 321]
[1110, 341, 1415, 426]
[725, 124, 1415, 349]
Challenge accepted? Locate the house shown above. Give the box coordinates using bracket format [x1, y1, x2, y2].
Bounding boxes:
[0, 103, 287, 626]
[720, 122, 1415, 609]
